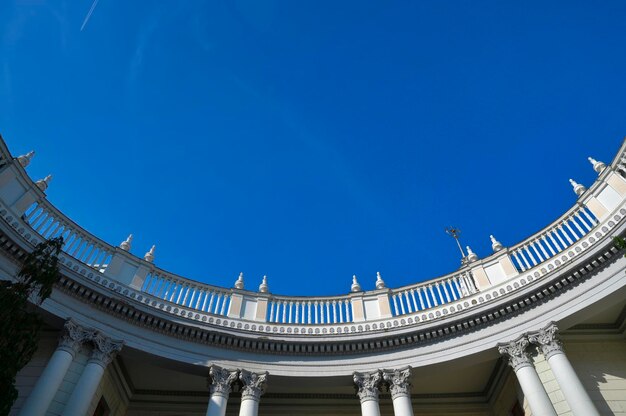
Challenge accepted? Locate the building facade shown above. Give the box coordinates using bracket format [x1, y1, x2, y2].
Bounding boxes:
[1, 135, 625, 416]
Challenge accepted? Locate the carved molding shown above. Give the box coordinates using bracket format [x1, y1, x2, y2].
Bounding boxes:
[58, 318, 95, 356]
[527, 322, 564, 359]
[353, 371, 382, 403]
[497, 336, 532, 371]
[208, 365, 239, 397]
[382, 367, 412, 399]
[239, 369, 268, 401]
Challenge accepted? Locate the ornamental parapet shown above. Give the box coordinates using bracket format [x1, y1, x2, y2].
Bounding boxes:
[1, 134, 626, 341]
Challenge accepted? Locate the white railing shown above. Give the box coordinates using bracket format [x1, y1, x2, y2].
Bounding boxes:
[507, 204, 598, 273]
[389, 271, 476, 317]
[141, 270, 232, 317]
[267, 295, 354, 324]
[22, 201, 115, 271]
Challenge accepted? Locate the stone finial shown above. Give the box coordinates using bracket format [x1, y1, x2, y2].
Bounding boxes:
[588, 157, 606, 174]
[17, 151, 35, 167]
[119, 234, 133, 251]
[35, 174, 52, 192]
[375, 272, 386, 289]
[490, 235, 503, 252]
[144, 245, 155, 262]
[351, 275, 362, 292]
[466, 246, 478, 263]
[258, 275, 268, 293]
[235, 272, 244, 290]
[353, 371, 382, 403]
[569, 179, 586, 197]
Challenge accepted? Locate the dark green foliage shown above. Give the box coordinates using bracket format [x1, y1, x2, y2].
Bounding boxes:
[0, 237, 63, 416]
[614, 236, 626, 253]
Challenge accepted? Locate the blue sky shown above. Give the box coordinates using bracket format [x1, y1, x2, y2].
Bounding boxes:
[1, 1, 625, 295]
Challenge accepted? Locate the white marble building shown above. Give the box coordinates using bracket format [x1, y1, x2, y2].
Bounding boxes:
[1, 135, 625, 416]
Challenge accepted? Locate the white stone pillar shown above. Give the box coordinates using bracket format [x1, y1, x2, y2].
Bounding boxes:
[18, 320, 91, 416]
[528, 323, 600, 416]
[206, 365, 238, 416]
[498, 337, 557, 416]
[353, 371, 382, 416]
[62, 332, 123, 416]
[382, 367, 414, 416]
[238, 369, 268, 416]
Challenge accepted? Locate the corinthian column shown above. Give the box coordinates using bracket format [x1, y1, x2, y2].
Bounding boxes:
[353, 371, 382, 416]
[238, 369, 268, 416]
[206, 365, 238, 416]
[498, 336, 557, 416]
[528, 323, 599, 416]
[18, 319, 92, 416]
[63, 332, 123, 416]
[382, 367, 414, 416]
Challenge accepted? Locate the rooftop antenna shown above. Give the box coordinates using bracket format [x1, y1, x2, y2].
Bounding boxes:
[445, 226, 467, 264]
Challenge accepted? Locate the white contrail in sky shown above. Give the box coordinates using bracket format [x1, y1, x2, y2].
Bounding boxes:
[80, 0, 100, 31]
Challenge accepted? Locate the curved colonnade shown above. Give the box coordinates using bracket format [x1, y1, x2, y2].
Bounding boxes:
[1, 135, 625, 415]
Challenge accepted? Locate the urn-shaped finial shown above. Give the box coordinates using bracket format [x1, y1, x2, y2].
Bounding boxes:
[235, 272, 244, 290]
[588, 157, 606, 174]
[466, 246, 478, 263]
[258, 275, 269, 293]
[144, 245, 155, 262]
[569, 179, 586, 197]
[120, 234, 133, 251]
[35, 174, 52, 192]
[351, 275, 362, 292]
[17, 151, 35, 167]
[375, 271, 386, 289]
[490, 235, 503, 252]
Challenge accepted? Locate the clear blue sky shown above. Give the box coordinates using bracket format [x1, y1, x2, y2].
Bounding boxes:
[1, 1, 625, 295]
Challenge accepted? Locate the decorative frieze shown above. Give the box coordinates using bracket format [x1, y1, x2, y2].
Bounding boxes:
[527, 322, 563, 360]
[239, 369, 268, 402]
[497, 336, 532, 371]
[382, 367, 412, 399]
[208, 365, 239, 398]
[353, 371, 382, 403]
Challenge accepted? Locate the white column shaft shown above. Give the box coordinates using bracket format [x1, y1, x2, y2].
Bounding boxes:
[206, 393, 229, 416]
[547, 352, 599, 416]
[515, 365, 557, 416]
[360, 399, 381, 416]
[18, 348, 74, 416]
[62, 361, 105, 416]
[391, 395, 414, 416]
[238, 398, 259, 416]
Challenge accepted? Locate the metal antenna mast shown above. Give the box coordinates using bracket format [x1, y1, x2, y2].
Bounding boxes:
[445, 226, 466, 260]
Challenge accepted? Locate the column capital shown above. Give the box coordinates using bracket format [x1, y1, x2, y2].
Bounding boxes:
[58, 319, 95, 356]
[527, 322, 564, 359]
[208, 365, 239, 398]
[89, 332, 124, 368]
[239, 369, 268, 402]
[353, 371, 382, 403]
[497, 336, 532, 371]
[382, 367, 412, 400]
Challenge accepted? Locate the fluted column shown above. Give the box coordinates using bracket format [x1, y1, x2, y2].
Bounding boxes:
[353, 371, 382, 416]
[206, 365, 238, 416]
[238, 370, 268, 416]
[528, 323, 600, 416]
[498, 337, 557, 416]
[18, 320, 92, 416]
[382, 367, 414, 416]
[63, 332, 123, 416]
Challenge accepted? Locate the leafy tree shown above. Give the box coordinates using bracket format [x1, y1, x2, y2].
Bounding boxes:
[614, 236, 626, 253]
[0, 237, 63, 415]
